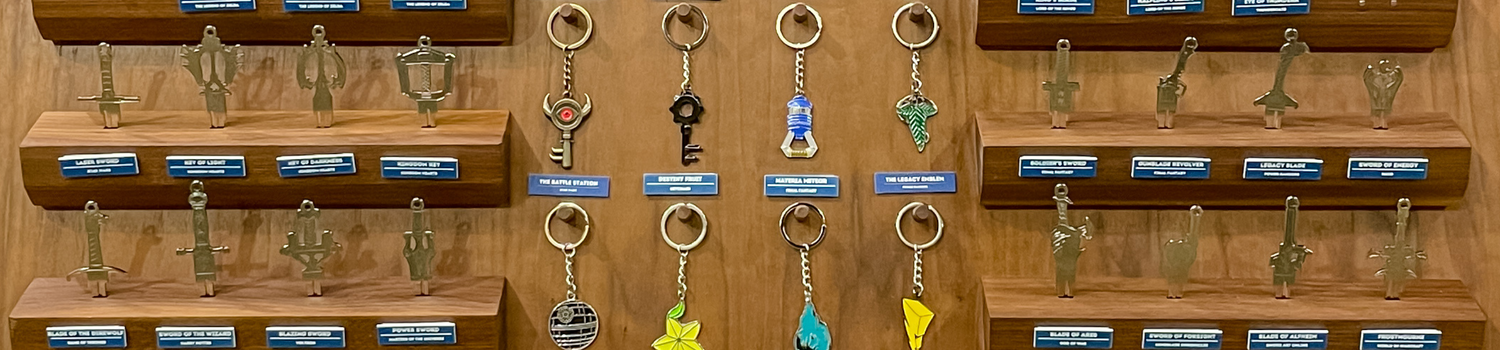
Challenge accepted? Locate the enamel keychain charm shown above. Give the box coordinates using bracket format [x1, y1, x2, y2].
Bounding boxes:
[664, 4, 709, 166]
[653, 203, 708, 350]
[892, 2, 940, 153]
[546, 202, 600, 350]
[896, 202, 943, 350]
[544, 3, 595, 170]
[781, 202, 830, 350]
[777, 3, 823, 159]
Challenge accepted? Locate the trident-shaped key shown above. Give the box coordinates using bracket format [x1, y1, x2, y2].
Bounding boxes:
[180, 25, 242, 129]
[1043, 40, 1080, 129]
[297, 25, 347, 128]
[1368, 198, 1426, 300]
[1255, 28, 1308, 129]
[1156, 37, 1197, 129]
[1270, 196, 1313, 299]
[281, 200, 342, 296]
[1049, 184, 1092, 298]
[672, 91, 705, 165]
[176, 181, 229, 297]
[396, 36, 456, 128]
[1162, 205, 1202, 299]
[67, 201, 126, 297]
[1365, 59, 1404, 130]
[404, 198, 436, 296]
[78, 43, 138, 129]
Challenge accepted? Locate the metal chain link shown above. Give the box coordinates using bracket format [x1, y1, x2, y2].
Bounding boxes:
[910, 50, 924, 98]
[800, 246, 813, 304]
[912, 249, 925, 298]
[562, 50, 575, 99]
[680, 46, 693, 92]
[421, 63, 433, 92]
[794, 49, 806, 96]
[676, 250, 689, 303]
[563, 247, 578, 300]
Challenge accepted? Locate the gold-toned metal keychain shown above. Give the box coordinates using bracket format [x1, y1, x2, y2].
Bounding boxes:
[546, 202, 599, 350]
[896, 202, 943, 350]
[664, 3, 709, 166]
[544, 3, 596, 170]
[781, 202, 830, 350]
[404, 198, 436, 296]
[297, 25, 347, 128]
[892, 2, 940, 153]
[653, 203, 708, 350]
[777, 3, 823, 158]
[68, 201, 126, 297]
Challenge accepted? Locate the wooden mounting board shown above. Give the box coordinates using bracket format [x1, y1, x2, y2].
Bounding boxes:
[983, 277, 1486, 350]
[8, 277, 505, 350]
[19, 110, 509, 210]
[975, 111, 1470, 210]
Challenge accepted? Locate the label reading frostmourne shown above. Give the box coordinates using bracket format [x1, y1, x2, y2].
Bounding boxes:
[1142, 329, 1222, 349]
[1132, 156, 1211, 179]
[180, 0, 255, 12]
[1360, 329, 1441, 350]
[167, 155, 246, 178]
[528, 174, 611, 198]
[874, 171, 958, 194]
[1020, 0, 1095, 14]
[47, 326, 127, 349]
[1348, 158, 1428, 180]
[1248, 329, 1328, 350]
[376, 322, 457, 346]
[644, 173, 719, 196]
[764, 174, 840, 198]
[1020, 155, 1098, 178]
[283, 0, 358, 12]
[1034, 326, 1113, 349]
[391, 0, 465, 10]
[1233, 0, 1310, 16]
[277, 153, 356, 178]
[59, 153, 140, 178]
[380, 157, 458, 180]
[1243, 158, 1323, 180]
[266, 326, 345, 349]
[1128, 0, 1204, 15]
[157, 326, 236, 349]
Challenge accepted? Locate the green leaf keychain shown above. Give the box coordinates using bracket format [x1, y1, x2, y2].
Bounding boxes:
[892, 2, 940, 153]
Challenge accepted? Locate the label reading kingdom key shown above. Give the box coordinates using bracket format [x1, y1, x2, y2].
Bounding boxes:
[277, 153, 356, 178]
[376, 322, 457, 346]
[1244, 158, 1323, 180]
[1248, 329, 1328, 350]
[1360, 329, 1440, 350]
[157, 326, 236, 349]
[59, 153, 140, 178]
[1020, 0, 1095, 14]
[1020, 155, 1097, 178]
[266, 326, 345, 349]
[380, 157, 458, 180]
[1348, 158, 1428, 180]
[47, 326, 127, 349]
[1142, 329, 1221, 350]
[1034, 326, 1113, 349]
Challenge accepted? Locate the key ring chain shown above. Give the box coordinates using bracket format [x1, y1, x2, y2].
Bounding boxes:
[777, 2, 824, 159]
[892, 2, 941, 153]
[653, 203, 709, 350]
[544, 3, 596, 170]
[544, 202, 599, 350]
[662, 3, 709, 53]
[664, 3, 710, 165]
[896, 202, 943, 350]
[548, 3, 594, 51]
[779, 201, 831, 350]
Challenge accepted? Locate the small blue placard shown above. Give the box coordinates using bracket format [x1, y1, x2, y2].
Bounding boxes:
[277, 153, 356, 178]
[157, 327, 236, 349]
[1244, 158, 1323, 181]
[1034, 326, 1113, 349]
[392, 0, 466, 9]
[283, 0, 358, 11]
[1249, 330, 1328, 350]
[59, 153, 140, 179]
[1143, 329, 1222, 350]
[1132, 156, 1211, 179]
[47, 326, 127, 349]
[529, 174, 611, 198]
[644, 173, 719, 196]
[1348, 158, 1428, 180]
[1128, 0, 1204, 15]
[180, 0, 255, 12]
[380, 157, 458, 180]
[874, 171, 958, 194]
[1361, 329, 1441, 350]
[376, 322, 457, 346]
[1020, 155, 1098, 178]
[764, 174, 840, 198]
[266, 327, 345, 349]
[1233, 0, 1310, 16]
[167, 156, 246, 178]
[1020, 0, 1095, 14]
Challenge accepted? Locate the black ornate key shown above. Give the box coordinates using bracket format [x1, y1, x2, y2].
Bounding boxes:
[672, 91, 704, 165]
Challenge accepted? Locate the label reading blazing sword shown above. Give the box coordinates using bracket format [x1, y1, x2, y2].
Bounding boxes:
[1244, 158, 1323, 181]
[1132, 157, 1211, 179]
[380, 157, 458, 180]
[391, 0, 466, 10]
[764, 174, 840, 198]
[643, 173, 719, 196]
[47, 326, 127, 349]
[1128, 0, 1204, 15]
[874, 171, 958, 194]
[1019, 0, 1095, 14]
[283, 0, 358, 12]
[1360, 329, 1440, 350]
[179, 0, 255, 12]
[1233, 0, 1310, 16]
[1020, 155, 1098, 178]
[1142, 329, 1222, 350]
[167, 155, 246, 178]
[376, 322, 457, 346]
[157, 326, 236, 349]
[1034, 326, 1113, 349]
[528, 174, 611, 198]
[277, 153, 356, 178]
[266, 326, 345, 349]
[59, 153, 140, 178]
[1248, 330, 1328, 350]
[1348, 158, 1429, 180]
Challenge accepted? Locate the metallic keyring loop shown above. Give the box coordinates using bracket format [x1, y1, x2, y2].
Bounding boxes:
[779, 202, 827, 249]
[1284, 28, 1299, 41]
[891, 2, 940, 50]
[660, 203, 708, 252]
[896, 202, 944, 250]
[662, 3, 710, 51]
[776, 3, 823, 50]
[547, 3, 595, 51]
[545, 202, 591, 250]
[411, 197, 425, 211]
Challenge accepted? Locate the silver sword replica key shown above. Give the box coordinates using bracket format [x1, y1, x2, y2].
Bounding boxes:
[281, 200, 342, 296]
[1162, 205, 1203, 299]
[1368, 198, 1425, 300]
[1254, 28, 1308, 130]
[1156, 37, 1197, 129]
[176, 181, 229, 297]
[1043, 39, 1079, 129]
[297, 25, 347, 128]
[1050, 184, 1092, 298]
[1364, 59, 1403, 130]
[1270, 196, 1313, 299]
[67, 201, 126, 297]
[78, 43, 139, 129]
[180, 25, 242, 129]
[396, 36, 456, 128]
[404, 198, 436, 296]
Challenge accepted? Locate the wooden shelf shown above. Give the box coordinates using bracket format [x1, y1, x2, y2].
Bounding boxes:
[975, 111, 1470, 210]
[8, 277, 504, 350]
[20, 110, 510, 210]
[32, 0, 514, 46]
[975, 0, 1456, 52]
[983, 277, 1486, 350]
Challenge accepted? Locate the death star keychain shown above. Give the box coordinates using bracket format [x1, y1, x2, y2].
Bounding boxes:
[892, 2, 940, 153]
[653, 203, 708, 350]
[546, 202, 599, 350]
[781, 202, 830, 350]
[896, 202, 943, 350]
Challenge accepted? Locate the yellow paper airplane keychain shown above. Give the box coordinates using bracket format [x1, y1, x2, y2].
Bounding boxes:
[896, 202, 943, 350]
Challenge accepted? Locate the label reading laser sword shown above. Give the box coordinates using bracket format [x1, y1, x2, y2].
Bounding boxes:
[59, 153, 140, 178]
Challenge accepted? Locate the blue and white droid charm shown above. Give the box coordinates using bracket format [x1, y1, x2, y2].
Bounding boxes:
[778, 3, 823, 159]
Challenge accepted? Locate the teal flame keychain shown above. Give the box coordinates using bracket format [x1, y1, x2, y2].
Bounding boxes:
[781, 202, 830, 350]
[653, 203, 708, 350]
[892, 2, 940, 153]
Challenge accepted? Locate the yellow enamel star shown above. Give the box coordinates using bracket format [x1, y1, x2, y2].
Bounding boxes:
[652, 317, 703, 350]
[903, 298, 934, 350]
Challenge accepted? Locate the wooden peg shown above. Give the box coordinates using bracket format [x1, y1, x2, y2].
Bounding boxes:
[792, 4, 810, 23]
[560, 4, 579, 25]
[908, 3, 928, 23]
[676, 206, 694, 221]
[913, 205, 932, 222]
[557, 207, 576, 223]
[675, 4, 694, 23]
[793, 205, 811, 221]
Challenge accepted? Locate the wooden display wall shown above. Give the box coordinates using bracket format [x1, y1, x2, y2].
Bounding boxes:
[2, 0, 1499, 349]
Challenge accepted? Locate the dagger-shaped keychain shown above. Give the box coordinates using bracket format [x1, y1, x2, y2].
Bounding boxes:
[544, 3, 595, 170]
[782, 202, 830, 350]
[281, 200, 342, 296]
[1156, 37, 1197, 129]
[176, 181, 229, 297]
[1368, 198, 1425, 300]
[404, 198, 436, 296]
[78, 43, 139, 129]
[892, 2, 940, 153]
[1043, 40, 1079, 129]
[1254, 28, 1308, 129]
[1270, 196, 1313, 299]
[777, 3, 823, 159]
[664, 3, 709, 166]
[652, 203, 708, 350]
[1050, 184, 1092, 298]
[1161, 205, 1202, 299]
[68, 201, 126, 297]
[896, 202, 943, 350]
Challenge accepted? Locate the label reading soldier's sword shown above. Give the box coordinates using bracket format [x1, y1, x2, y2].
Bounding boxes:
[1020, 155, 1097, 178]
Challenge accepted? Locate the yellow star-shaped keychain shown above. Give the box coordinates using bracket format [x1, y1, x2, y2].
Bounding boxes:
[652, 313, 703, 350]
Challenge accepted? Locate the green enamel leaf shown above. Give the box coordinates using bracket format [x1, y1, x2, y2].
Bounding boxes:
[897, 100, 938, 152]
[667, 301, 686, 320]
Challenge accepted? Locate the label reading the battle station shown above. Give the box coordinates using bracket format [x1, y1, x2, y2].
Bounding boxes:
[266, 326, 345, 349]
[391, 0, 465, 9]
[1020, 155, 1098, 178]
[1347, 158, 1428, 180]
[376, 322, 457, 345]
[157, 326, 236, 349]
[167, 155, 246, 178]
[283, 0, 358, 12]
[59, 153, 140, 178]
[1142, 329, 1222, 349]
[874, 171, 958, 194]
[764, 174, 840, 198]
[1360, 329, 1440, 350]
[1243, 158, 1323, 180]
[644, 173, 719, 196]
[380, 157, 458, 180]
[47, 326, 127, 348]
[1233, 0, 1310, 16]
[1132, 156, 1211, 179]
[528, 174, 611, 198]
[277, 153, 356, 178]
[1034, 326, 1113, 349]
[1128, 0, 1204, 15]
[1248, 329, 1328, 350]
[1020, 0, 1095, 14]
[179, 0, 255, 12]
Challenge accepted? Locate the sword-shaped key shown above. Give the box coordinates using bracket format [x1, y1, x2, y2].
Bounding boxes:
[403, 198, 436, 296]
[1368, 198, 1426, 300]
[1049, 184, 1092, 298]
[176, 181, 229, 297]
[78, 43, 139, 129]
[396, 36, 456, 128]
[1364, 59, 1403, 130]
[1042, 39, 1080, 129]
[281, 200, 342, 296]
[672, 91, 705, 165]
[1156, 37, 1197, 129]
[1162, 205, 1203, 299]
[67, 201, 126, 297]
[297, 25, 347, 128]
[1269, 196, 1313, 299]
[1254, 28, 1308, 129]
[180, 25, 242, 129]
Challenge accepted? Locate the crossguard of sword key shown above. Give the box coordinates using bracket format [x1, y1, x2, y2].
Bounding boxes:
[66, 266, 127, 282]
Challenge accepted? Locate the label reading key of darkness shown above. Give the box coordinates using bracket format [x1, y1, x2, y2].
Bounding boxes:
[1132, 157, 1211, 179]
[528, 174, 611, 198]
[1019, 0, 1095, 14]
[1360, 329, 1440, 350]
[1233, 0, 1310, 16]
[1244, 158, 1323, 180]
[1020, 155, 1098, 178]
[277, 153, 356, 178]
[380, 157, 458, 180]
[283, 0, 358, 12]
[47, 326, 127, 349]
[157, 326, 236, 349]
[266, 326, 345, 349]
[167, 155, 246, 178]
[1128, 0, 1204, 15]
[376, 322, 457, 346]
[874, 171, 958, 194]
[1249, 330, 1328, 350]
[1034, 326, 1114, 349]
[180, 0, 255, 12]
[392, 0, 465, 9]
[644, 173, 720, 196]
[1348, 158, 1429, 180]
[59, 153, 140, 178]
[764, 174, 840, 198]
[1142, 329, 1222, 350]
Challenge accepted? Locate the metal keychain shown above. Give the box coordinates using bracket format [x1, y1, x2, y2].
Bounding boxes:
[896, 202, 942, 350]
[664, 4, 709, 166]
[281, 200, 342, 297]
[1161, 205, 1202, 299]
[78, 42, 139, 129]
[653, 203, 708, 350]
[176, 181, 228, 297]
[396, 36, 456, 128]
[1270, 196, 1312, 299]
[892, 2, 940, 153]
[1044, 39, 1079, 129]
[67, 201, 126, 297]
[1365, 59, 1403, 130]
[544, 3, 596, 170]
[1156, 37, 1197, 129]
[1255, 28, 1308, 129]
[180, 25, 242, 129]
[780, 202, 830, 350]
[404, 198, 436, 296]
[777, 3, 823, 159]
[1368, 198, 1425, 300]
[546, 202, 599, 350]
[1050, 184, 1092, 298]
[297, 25, 347, 128]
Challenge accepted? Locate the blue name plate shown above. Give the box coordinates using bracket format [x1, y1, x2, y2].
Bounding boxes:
[1361, 329, 1440, 350]
[1035, 326, 1114, 349]
[1132, 157, 1211, 179]
[157, 327, 236, 349]
[376, 322, 457, 346]
[529, 174, 611, 198]
[277, 153, 356, 178]
[167, 156, 246, 178]
[380, 157, 458, 180]
[47, 326, 127, 348]
[764, 174, 840, 198]
[266, 327, 345, 349]
[392, 0, 466, 9]
[1249, 330, 1328, 350]
[180, 0, 255, 12]
[644, 173, 719, 196]
[284, 0, 358, 11]
[1020, 155, 1097, 178]
[1244, 158, 1323, 180]
[59, 153, 140, 179]
[1143, 329, 1222, 350]
[1129, 0, 1204, 15]
[874, 171, 958, 194]
[1233, 0, 1309, 16]
[1348, 158, 1428, 180]
[1020, 0, 1095, 14]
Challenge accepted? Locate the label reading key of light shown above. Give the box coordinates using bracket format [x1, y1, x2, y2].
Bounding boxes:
[1348, 158, 1428, 180]
[266, 326, 345, 349]
[59, 153, 140, 179]
[644, 173, 719, 196]
[529, 174, 611, 198]
[875, 171, 958, 194]
[1020, 155, 1098, 178]
[392, 0, 465, 9]
[1034, 326, 1114, 349]
[47, 326, 127, 349]
[1244, 158, 1323, 180]
[1360, 329, 1440, 350]
[764, 174, 840, 198]
[1142, 329, 1222, 350]
[1249, 329, 1328, 350]
[1132, 157, 1211, 179]
[277, 153, 356, 178]
[167, 156, 246, 178]
[283, 0, 358, 11]
[157, 326, 236, 349]
[1020, 0, 1095, 14]
[380, 157, 458, 180]
[180, 0, 255, 12]
[376, 322, 457, 346]
[1128, 0, 1204, 15]
[1233, 0, 1309, 16]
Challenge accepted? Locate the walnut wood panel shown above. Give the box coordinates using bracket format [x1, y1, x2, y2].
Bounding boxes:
[31, 0, 514, 46]
[19, 110, 510, 209]
[974, 0, 1457, 52]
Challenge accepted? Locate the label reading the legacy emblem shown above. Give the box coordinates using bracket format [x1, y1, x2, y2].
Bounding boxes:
[1233, 0, 1310, 16]
[1019, 0, 1095, 14]
[1034, 326, 1113, 349]
[1249, 329, 1328, 350]
[266, 326, 345, 349]
[1142, 329, 1222, 349]
[59, 153, 140, 178]
[1129, 0, 1204, 15]
[179, 0, 255, 12]
[1132, 157, 1211, 179]
[529, 174, 611, 198]
[277, 153, 356, 178]
[1348, 158, 1428, 180]
[391, 0, 466, 9]
[376, 322, 457, 346]
[167, 155, 246, 178]
[380, 157, 458, 180]
[1020, 155, 1098, 178]
[1360, 329, 1440, 350]
[644, 173, 719, 196]
[157, 326, 236, 349]
[874, 171, 958, 194]
[283, 0, 358, 11]
[1243, 158, 1323, 180]
[47, 326, 127, 349]
[764, 174, 840, 198]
